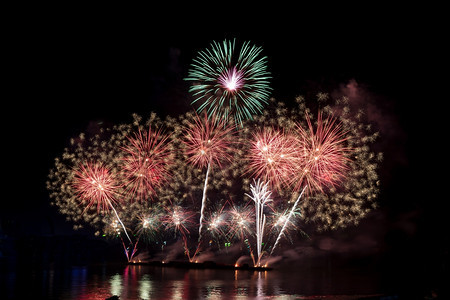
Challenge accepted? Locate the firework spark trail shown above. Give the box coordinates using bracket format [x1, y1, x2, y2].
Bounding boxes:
[108, 200, 133, 245]
[270, 186, 307, 255]
[246, 179, 273, 267]
[182, 113, 234, 244]
[198, 162, 211, 241]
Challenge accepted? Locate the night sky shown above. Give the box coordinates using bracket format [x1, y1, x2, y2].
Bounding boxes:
[3, 6, 444, 292]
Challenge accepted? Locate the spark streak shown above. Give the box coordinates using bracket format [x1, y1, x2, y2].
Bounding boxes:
[271, 186, 306, 255]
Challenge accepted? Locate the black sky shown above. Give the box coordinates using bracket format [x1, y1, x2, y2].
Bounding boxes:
[4, 6, 444, 280]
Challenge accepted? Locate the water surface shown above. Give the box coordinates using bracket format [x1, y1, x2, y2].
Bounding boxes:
[2, 262, 389, 299]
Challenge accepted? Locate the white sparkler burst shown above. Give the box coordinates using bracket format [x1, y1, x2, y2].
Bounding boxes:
[246, 179, 273, 267]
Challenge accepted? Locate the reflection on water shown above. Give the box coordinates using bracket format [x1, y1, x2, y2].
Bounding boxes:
[2, 263, 386, 299]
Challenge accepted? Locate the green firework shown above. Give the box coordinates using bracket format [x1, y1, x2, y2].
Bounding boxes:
[185, 39, 272, 126]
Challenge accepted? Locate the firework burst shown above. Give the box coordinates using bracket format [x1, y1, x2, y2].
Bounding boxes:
[182, 112, 235, 169]
[72, 160, 134, 249]
[245, 127, 298, 190]
[137, 212, 162, 238]
[121, 126, 173, 202]
[185, 39, 271, 126]
[292, 111, 350, 194]
[205, 211, 229, 240]
[162, 205, 196, 236]
[270, 209, 300, 234]
[72, 161, 119, 214]
[226, 203, 254, 241]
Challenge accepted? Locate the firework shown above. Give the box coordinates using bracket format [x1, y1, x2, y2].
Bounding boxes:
[270, 186, 306, 255]
[245, 127, 298, 190]
[72, 161, 133, 248]
[250, 95, 381, 232]
[182, 112, 235, 242]
[205, 212, 229, 240]
[269, 208, 300, 236]
[292, 111, 350, 194]
[246, 179, 273, 267]
[121, 126, 173, 202]
[47, 64, 381, 265]
[226, 203, 254, 241]
[161, 205, 198, 261]
[182, 112, 235, 169]
[137, 212, 162, 238]
[72, 161, 119, 213]
[185, 39, 271, 125]
[162, 205, 196, 236]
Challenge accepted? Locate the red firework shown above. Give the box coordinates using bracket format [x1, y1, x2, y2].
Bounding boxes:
[72, 162, 119, 213]
[245, 127, 298, 190]
[121, 126, 173, 202]
[183, 113, 235, 169]
[292, 112, 350, 193]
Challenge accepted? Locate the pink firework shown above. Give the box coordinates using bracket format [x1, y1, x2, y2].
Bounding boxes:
[246, 128, 298, 190]
[162, 206, 196, 236]
[206, 212, 228, 236]
[183, 112, 235, 169]
[72, 162, 119, 213]
[293, 112, 350, 193]
[218, 66, 244, 91]
[121, 127, 173, 202]
[226, 203, 254, 240]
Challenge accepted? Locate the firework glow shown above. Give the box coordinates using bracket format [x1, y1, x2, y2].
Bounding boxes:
[47, 40, 381, 267]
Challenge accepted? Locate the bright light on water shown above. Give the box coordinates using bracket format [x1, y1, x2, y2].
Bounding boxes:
[109, 274, 123, 297]
[4, 264, 388, 299]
